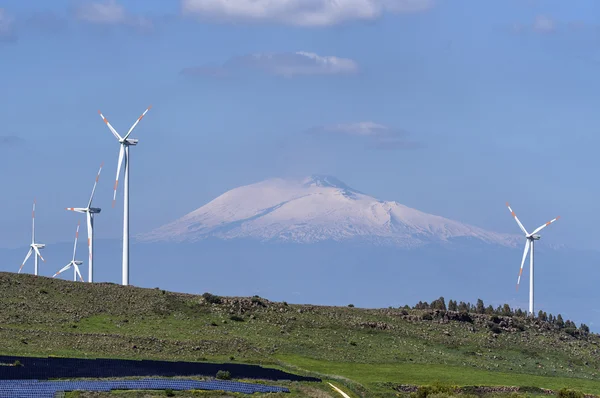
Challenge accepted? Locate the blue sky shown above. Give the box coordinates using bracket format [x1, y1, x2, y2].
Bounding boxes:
[1, 0, 600, 249]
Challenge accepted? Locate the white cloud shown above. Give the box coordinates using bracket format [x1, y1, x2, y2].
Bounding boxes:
[317, 122, 393, 137]
[73, 0, 153, 31]
[181, 0, 434, 26]
[532, 15, 555, 33]
[0, 8, 16, 42]
[181, 51, 359, 78]
[306, 122, 422, 150]
[74, 0, 125, 23]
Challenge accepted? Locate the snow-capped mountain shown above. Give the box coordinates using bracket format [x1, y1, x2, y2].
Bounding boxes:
[137, 175, 520, 248]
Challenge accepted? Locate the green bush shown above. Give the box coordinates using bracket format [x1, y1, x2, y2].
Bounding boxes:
[165, 388, 175, 397]
[411, 382, 457, 398]
[557, 388, 584, 398]
[348, 304, 355, 307]
[13, 360, 22, 367]
[216, 370, 232, 380]
[202, 293, 222, 304]
[229, 315, 244, 322]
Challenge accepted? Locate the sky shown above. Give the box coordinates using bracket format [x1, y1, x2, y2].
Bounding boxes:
[1, 0, 600, 249]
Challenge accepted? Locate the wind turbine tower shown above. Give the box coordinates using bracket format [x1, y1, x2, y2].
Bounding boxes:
[66, 164, 103, 282]
[98, 106, 151, 286]
[18, 200, 46, 275]
[506, 202, 559, 316]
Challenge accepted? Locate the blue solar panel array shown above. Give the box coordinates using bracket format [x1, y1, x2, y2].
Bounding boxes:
[0, 355, 320, 382]
[0, 378, 290, 397]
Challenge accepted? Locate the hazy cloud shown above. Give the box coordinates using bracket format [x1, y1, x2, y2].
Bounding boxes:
[181, 0, 434, 27]
[532, 15, 555, 33]
[181, 51, 359, 78]
[0, 8, 17, 42]
[0, 136, 25, 147]
[72, 0, 153, 31]
[306, 122, 422, 150]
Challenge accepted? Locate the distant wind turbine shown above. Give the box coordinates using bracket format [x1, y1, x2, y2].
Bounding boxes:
[506, 202, 559, 316]
[18, 200, 45, 275]
[98, 106, 151, 286]
[66, 163, 103, 283]
[53, 222, 84, 282]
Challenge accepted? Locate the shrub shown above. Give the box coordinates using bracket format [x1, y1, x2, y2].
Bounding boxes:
[216, 370, 232, 380]
[13, 360, 22, 367]
[348, 304, 355, 308]
[487, 322, 501, 334]
[229, 315, 244, 322]
[349, 341, 357, 346]
[412, 383, 457, 398]
[422, 313, 433, 321]
[557, 388, 584, 398]
[202, 293, 222, 305]
[165, 389, 175, 397]
[251, 296, 266, 307]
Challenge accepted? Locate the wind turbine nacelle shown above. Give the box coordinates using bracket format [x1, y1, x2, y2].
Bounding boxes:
[89, 208, 102, 214]
[532, 234, 541, 240]
[74, 261, 83, 265]
[125, 138, 139, 146]
[33, 243, 46, 249]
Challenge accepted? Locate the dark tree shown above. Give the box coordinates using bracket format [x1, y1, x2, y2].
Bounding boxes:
[431, 297, 447, 311]
[485, 305, 494, 315]
[556, 314, 565, 328]
[448, 300, 458, 312]
[502, 304, 512, 316]
[476, 299, 485, 314]
[580, 324, 590, 333]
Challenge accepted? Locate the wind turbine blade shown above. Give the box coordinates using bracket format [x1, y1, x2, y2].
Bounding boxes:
[98, 110, 123, 140]
[31, 199, 35, 243]
[113, 145, 125, 207]
[516, 240, 530, 291]
[33, 246, 45, 263]
[86, 213, 93, 262]
[87, 163, 103, 208]
[18, 248, 33, 274]
[123, 105, 151, 140]
[53, 263, 72, 278]
[506, 202, 529, 235]
[72, 222, 80, 261]
[73, 263, 84, 282]
[530, 216, 560, 236]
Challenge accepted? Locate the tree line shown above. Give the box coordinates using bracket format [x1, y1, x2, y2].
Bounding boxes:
[407, 297, 590, 334]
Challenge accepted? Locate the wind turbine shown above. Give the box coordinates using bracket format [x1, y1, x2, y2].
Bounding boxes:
[98, 106, 151, 286]
[53, 222, 84, 282]
[506, 202, 559, 316]
[66, 163, 103, 283]
[18, 200, 45, 275]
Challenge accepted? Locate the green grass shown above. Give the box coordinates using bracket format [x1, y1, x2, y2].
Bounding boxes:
[1, 272, 600, 397]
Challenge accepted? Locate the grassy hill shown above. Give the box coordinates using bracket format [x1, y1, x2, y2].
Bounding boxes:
[1, 272, 600, 397]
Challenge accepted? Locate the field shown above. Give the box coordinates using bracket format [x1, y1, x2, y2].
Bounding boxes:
[0, 272, 599, 397]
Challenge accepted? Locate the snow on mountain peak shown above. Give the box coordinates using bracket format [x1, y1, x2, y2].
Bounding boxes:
[137, 176, 521, 248]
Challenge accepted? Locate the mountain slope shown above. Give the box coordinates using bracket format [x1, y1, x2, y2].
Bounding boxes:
[137, 175, 519, 248]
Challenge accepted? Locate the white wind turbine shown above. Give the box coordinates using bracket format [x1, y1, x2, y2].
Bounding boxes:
[66, 163, 103, 283]
[18, 200, 46, 275]
[53, 222, 84, 282]
[98, 106, 151, 286]
[506, 202, 560, 316]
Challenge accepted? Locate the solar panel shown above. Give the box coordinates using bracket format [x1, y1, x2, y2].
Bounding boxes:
[0, 355, 319, 383]
[0, 378, 291, 397]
